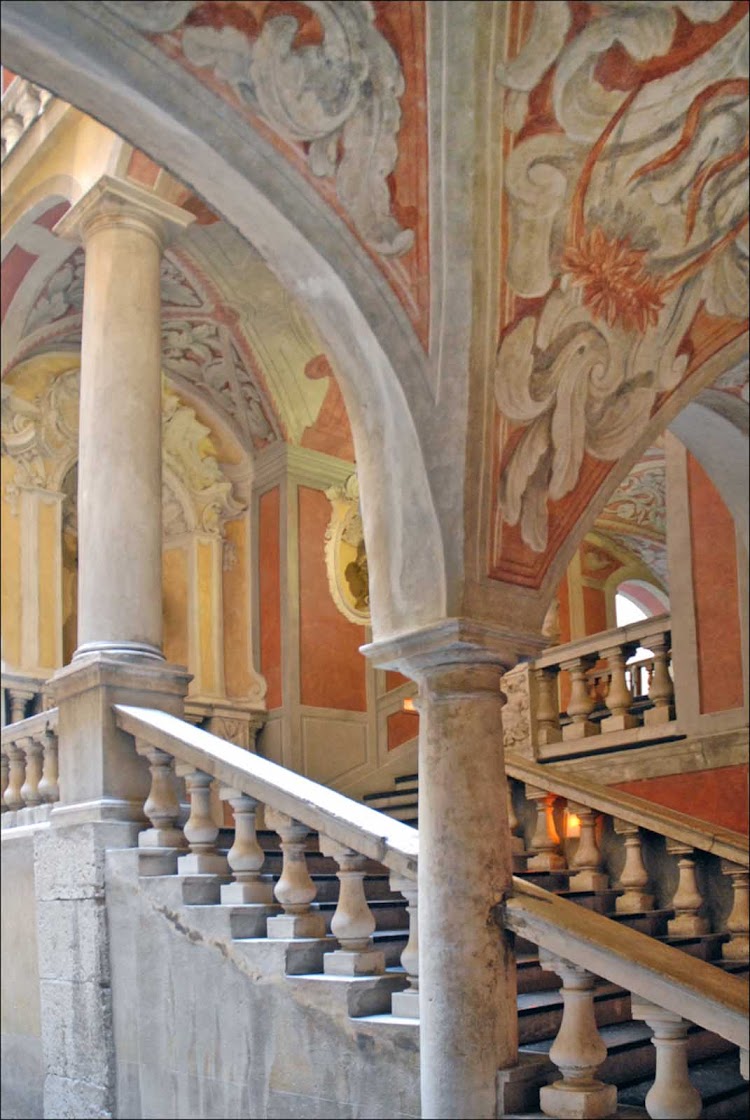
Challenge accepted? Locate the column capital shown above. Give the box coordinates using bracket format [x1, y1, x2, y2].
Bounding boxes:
[54, 174, 194, 248]
[360, 617, 546, 681]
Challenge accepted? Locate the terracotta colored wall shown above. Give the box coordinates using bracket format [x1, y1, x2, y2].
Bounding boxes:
[615, 766, 749, 835]
[387, 709, 419, 751]
[687, 455, 744, 714]
[258, 488, 282, 709]
[298, 486, 367, 712]
[582, 584, 608, 636]
[385, 670, 410, 693]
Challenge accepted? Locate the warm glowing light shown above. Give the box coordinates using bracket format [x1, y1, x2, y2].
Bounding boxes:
[402, 697, 416, 713]
[565, 811, 581, 839]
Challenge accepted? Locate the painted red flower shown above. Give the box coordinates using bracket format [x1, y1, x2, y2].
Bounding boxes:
[561, 226, 664, 333]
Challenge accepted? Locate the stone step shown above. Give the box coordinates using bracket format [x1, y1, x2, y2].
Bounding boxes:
[363, 789, 419, 809]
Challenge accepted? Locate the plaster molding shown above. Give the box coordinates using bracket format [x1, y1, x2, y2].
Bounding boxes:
[54, 173, 195, 247]
[362, 618, 547, 675]
[324, 472, 370, 626]
[252, 441, 355, 492]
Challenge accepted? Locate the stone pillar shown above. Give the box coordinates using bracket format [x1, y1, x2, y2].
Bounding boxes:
[56, 177, 192, 661]
[36, 179, 193, 1120]
[365, 622, 543, 1120]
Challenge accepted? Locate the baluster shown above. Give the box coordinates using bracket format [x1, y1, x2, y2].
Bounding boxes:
[600, 643, 638, 731]
[4, 742, 27, 809]
[525, 787, 565, 871]
[19, 735, 43, 807]
[534, 666, 562, 745]
[630, 999, 702, 1119]
[538, 953, 617, 1119]
[8, 688, 33, 725]
[613, 820, 654, 913]
[507, 781, 527, 871]
[560, 656, 598, 740]
[37, 729, 59, 803]
[567, 804, 608, 892]
[741, 1048, 749, 1081]
[389, 874, 419, 1018]
[265, 808, 326, 939]
[176, 768, 227, 875]
[1, 749, 9, 811]
[644, 632, 674, 727]
[137, 743, 186, 849]
[720, 861, 749, 961]
[666, 842, 708, 937]
[220, 790, 274, 904]
[318, 836, 384, 975]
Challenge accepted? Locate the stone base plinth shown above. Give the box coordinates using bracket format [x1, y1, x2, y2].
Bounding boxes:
[615, 891, 654, 914]
[562, 720, 598, 741]
[139, 827, 187, 849]
[668, 913, 709, 937]
[138, 847, 181, 877]
[220, 878, 275, 905]
[569, 870, 609, 893]
[540, 1080, 618, 1119]
[266, 911, 326, 939]
[323, 949, 385, 976]
[644, 705, 674, 727]
[722, 936, 750, 961]
[527, 851, 566, 872]
[177, 851, 228, 876]
[391, 987, 419, 1019]
[600, 712, 638, 733]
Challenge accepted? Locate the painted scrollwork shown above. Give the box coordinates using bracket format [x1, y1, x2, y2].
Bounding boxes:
[104, 1, 197, 34]
[495, 1, 748, 553]
[1, 367, 79, 493]
[324, 473, 370, 625]
[179, 1, 413, 256]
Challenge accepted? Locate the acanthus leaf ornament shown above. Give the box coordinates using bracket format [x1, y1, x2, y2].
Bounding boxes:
[495, 1, 749, 555]
[179, 2, 413, 257]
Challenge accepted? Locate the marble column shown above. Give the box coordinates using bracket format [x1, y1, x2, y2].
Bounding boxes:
[57, 176, 193, 660]
[367, 622, 542, 1119]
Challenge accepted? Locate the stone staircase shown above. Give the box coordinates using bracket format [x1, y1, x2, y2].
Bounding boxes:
[3, 705, 748, 1118]
[363, 772, 749, 1118]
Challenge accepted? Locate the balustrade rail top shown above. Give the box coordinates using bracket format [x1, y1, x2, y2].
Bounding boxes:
[1, 707, 58, 747]
[533, 613, 671, 670]
[506, 752, 749, 865]
[505, 877, 748, 1048]
[114, 706, 419, 877]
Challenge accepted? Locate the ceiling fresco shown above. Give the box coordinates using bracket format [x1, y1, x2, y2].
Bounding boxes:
[106, 0, 431, 349]
[490, 0, 748, 588]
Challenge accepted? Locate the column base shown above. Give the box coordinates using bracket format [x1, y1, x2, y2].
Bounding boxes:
[540, 1080, 617, 1119]
[266, 911, 327, 939]
[74, 640, 165, 661]
[324, 948, 385, 976]
[391, 987, 419, 1018]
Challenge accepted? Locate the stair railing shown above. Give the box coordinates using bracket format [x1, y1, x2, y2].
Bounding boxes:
[504, 879, 748, 1119]
[505, 613, 677, 761]
[114, 704, 419, 992]
[504, 751, 750, 964]
[1, 707, 60, 821]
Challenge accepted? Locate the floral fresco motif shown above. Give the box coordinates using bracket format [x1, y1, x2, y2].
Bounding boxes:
[493, 0, 748, 563]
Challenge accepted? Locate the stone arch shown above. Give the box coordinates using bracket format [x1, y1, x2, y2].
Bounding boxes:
[1, 0, 447, 642]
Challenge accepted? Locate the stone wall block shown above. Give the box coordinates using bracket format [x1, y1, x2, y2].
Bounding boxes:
[37, 897, 111, 985]
[34, 822, 136, 901]
[40, 978, 114, 1086]
[42, 1073, 114, 1120]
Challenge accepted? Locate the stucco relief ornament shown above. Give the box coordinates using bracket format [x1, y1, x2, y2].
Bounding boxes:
[1, 367, 80, 499]
[176, 1, 413, 256]
[324, 473, 370, 625]
[495, 1, 749, 553]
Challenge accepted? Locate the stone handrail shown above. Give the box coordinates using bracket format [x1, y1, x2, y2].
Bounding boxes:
[505, 751, 749, 866]
[504, 877, 748, 1049]
[114, 705, 418, 878]
[534, 613, 671, 671]
[1, 706, 58, 748]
